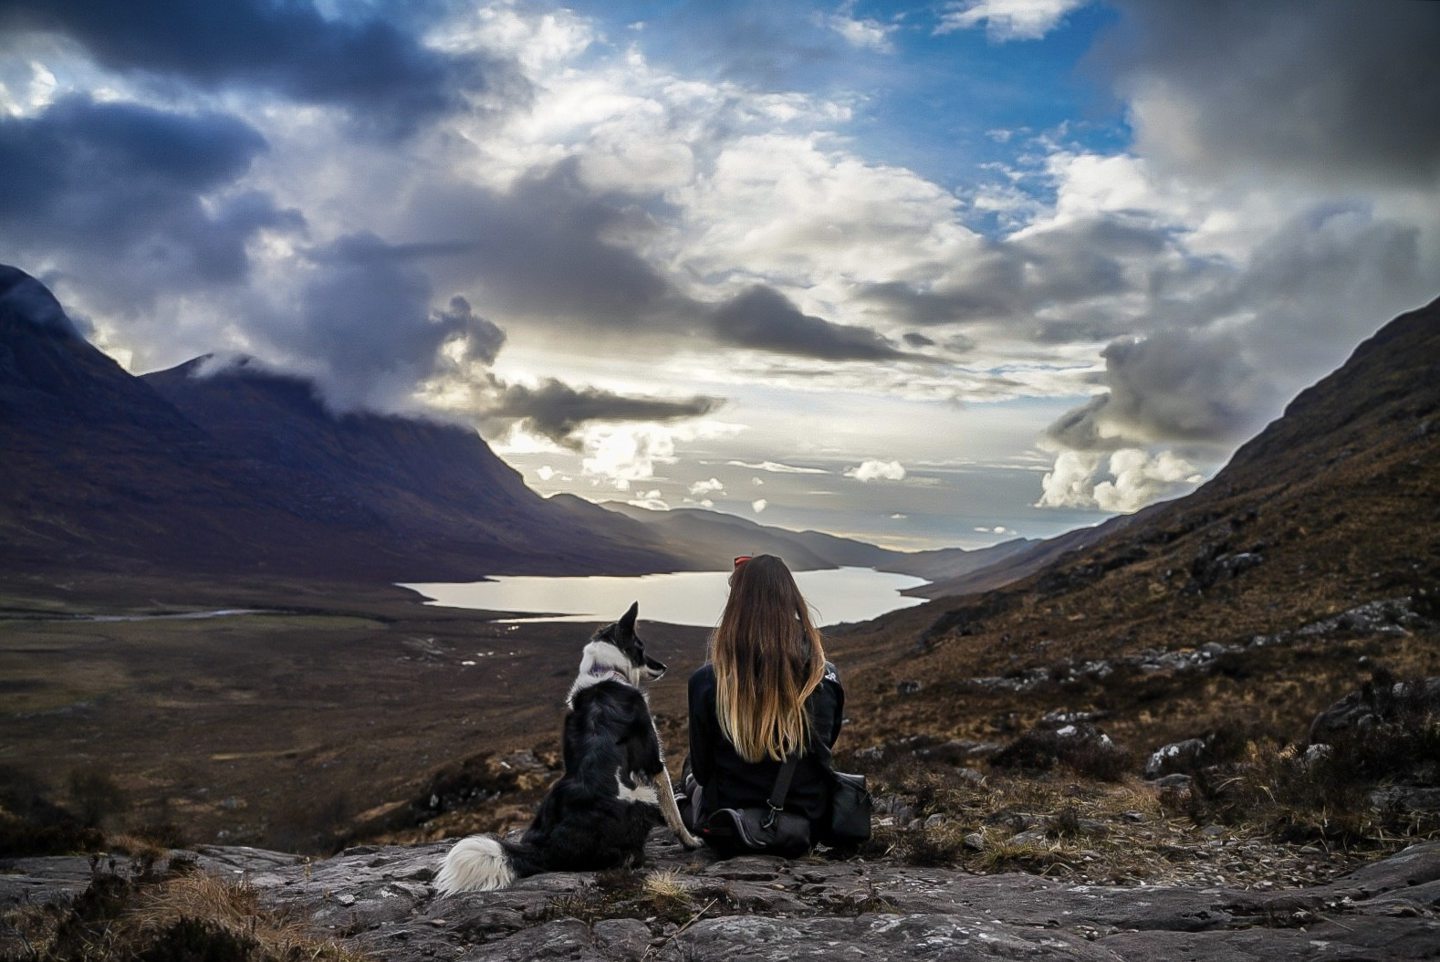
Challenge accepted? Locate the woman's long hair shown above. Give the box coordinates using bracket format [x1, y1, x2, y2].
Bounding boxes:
[711, 554, 827, 763]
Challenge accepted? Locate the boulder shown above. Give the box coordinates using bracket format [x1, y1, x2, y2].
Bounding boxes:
[1308, 675, 1440, 745]
[1144, 738, 1208, 779]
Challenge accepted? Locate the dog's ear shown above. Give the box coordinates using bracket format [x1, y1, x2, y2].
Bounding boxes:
[618, 601, 639, 635]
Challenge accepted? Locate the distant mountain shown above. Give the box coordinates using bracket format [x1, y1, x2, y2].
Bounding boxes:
[599, 501, 1006, 580]
[898, 514, 1145, 599]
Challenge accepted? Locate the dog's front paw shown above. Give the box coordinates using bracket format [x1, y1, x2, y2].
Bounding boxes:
[677, 828, 703, 849]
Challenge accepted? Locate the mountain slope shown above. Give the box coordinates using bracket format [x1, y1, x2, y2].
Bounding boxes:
[833, 295, 1440, 753]
[0, 266, 371, 575]
[143, 357, 684, 576]
[900, 510, 1146, 599]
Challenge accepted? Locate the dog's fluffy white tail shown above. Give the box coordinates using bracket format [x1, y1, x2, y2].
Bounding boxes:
[435, 835, 517, 894]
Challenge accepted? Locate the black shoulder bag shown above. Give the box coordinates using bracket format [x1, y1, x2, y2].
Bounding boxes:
[814, 736, 873, 845]
[699, 754, 812, 856]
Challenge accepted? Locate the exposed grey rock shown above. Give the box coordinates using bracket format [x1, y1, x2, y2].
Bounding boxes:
[1296, 597, 1429, 638]
[1152, 773, 1193, 790]
[967, 598, 1433, 696]
[1145, 738, 1208, 779]
[1308, 675, 1440, 745]
[5, 836, 1440, 962]
[1369, 785, 1440, 814]
[954, 767, 987, 787]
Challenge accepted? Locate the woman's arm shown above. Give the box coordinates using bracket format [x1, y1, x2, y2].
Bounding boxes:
[687, 668, 716, 785]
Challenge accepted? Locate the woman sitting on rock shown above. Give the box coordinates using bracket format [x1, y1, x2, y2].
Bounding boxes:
[681, 553, 845, 853]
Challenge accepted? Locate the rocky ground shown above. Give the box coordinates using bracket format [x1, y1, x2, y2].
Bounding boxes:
[4, 833, 1440, 961]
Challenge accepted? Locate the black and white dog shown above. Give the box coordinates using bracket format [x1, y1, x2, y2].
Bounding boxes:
[435, 602, 700, 894]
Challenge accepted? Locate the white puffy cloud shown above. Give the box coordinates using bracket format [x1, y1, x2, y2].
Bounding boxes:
[1036, 448, 1202, 513]
[579, 424, 678, 491]
[845, 459, 908, 482]
[823, 6, 898, 52]
[689, 477, 725, 496]
[751, 498, 768, 514]
[535, 465, 555, 481]
[936, 0, 1089, 41]
[626, 489, 670, 511]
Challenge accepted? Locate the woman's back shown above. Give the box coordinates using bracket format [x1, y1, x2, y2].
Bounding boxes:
[687, 660, 844, 821]
[684, 554, 845, 834]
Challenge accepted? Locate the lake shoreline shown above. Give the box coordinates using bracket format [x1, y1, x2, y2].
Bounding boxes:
[399, 566, 929, 628]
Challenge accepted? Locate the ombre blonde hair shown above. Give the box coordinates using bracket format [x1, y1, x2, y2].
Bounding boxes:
[711, 555, 827, 763]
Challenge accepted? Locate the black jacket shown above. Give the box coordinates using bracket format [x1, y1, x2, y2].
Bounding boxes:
[687, 661, 844, 822]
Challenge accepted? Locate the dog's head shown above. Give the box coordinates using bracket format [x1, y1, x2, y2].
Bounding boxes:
[592, 601, 667, 683]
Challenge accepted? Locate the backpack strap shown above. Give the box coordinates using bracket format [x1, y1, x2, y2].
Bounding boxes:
[763, 754, 802, 828]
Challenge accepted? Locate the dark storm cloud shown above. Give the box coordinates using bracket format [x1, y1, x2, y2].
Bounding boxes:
[1101, 0, 1440, 187]
[0, 95, 297, 294]
[711, 285, 922, 362]
[0, 95, 266, 202]
[902, 332, 935, 348]
[406, 159, 922, 363]
[859, 216, 1174, 339]
[241, 232, 505, 412]
[1039, 202, 1428, 457]
[1043, 328, 1276, 452]
[483, 379, 723, 448]
[406, 159, 686, 330]
[0, 0, 513, 139]
[251, 232, 722, 435]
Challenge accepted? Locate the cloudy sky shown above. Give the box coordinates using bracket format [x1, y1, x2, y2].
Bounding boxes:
[2, 0, 1437, 550]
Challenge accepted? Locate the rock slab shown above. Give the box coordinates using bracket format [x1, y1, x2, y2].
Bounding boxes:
[4, 836, 1439, 961]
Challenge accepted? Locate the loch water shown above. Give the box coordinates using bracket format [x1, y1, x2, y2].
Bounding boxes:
[399, 566, 928, 628]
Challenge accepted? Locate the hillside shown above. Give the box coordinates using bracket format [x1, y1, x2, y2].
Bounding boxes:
[830, 295, 1440, 757]
[0, 266, 373, 576]
[143, 356, 684, 578]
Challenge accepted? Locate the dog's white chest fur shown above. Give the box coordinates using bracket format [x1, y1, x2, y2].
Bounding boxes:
[615, 767, 659, 804]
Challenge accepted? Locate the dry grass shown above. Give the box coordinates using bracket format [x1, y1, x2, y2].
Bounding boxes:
[0, 864, 370, 962]
[852, 756, 1412, 888]
[641, 870, 695, 916]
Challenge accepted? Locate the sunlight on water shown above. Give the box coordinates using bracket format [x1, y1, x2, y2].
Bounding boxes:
[399, 567, 928, 628]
